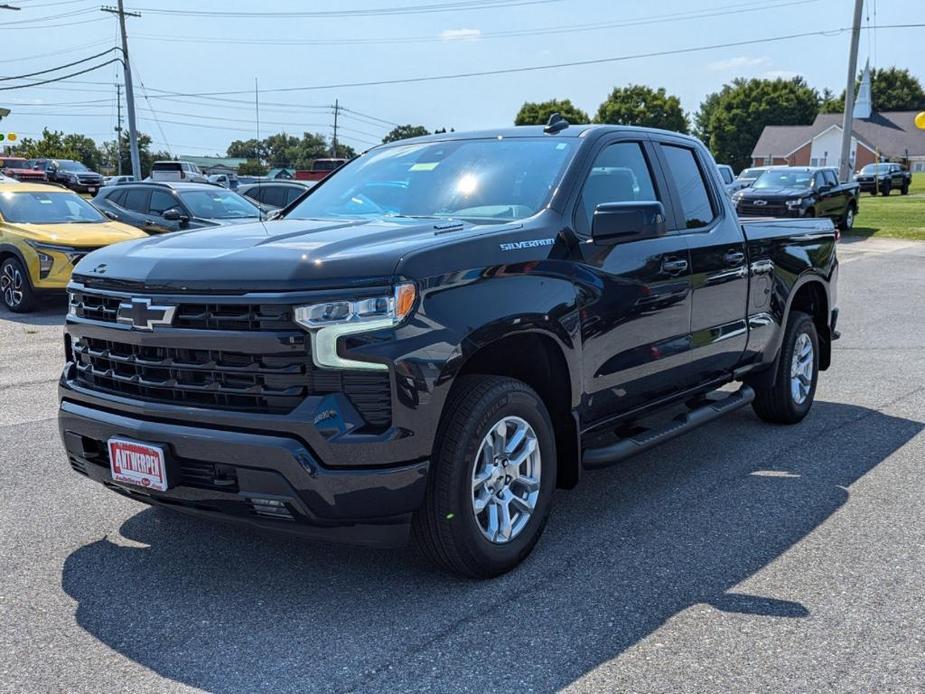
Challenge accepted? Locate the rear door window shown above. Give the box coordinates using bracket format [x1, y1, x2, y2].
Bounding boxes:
[261, 186, 288, 208]
[122, 188, 149, 212]
[285, 187, 306, 205]
[659, 144, 716, 230]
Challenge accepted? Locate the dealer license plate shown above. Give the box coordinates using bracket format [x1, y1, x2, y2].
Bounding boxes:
[108, 438, 168, 491]
[88, 187, 97, 194]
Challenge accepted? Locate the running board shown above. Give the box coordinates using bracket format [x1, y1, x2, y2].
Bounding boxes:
[582, 385, 755, 468]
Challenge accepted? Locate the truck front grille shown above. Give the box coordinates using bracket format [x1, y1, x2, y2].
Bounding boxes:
[73, 337, 309, 413]
[70, 290, 297, 331]
[71, 336, 392, 427]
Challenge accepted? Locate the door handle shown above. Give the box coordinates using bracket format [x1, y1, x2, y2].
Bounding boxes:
[724, 250, 746, 265]
[661, 258, 688, 275]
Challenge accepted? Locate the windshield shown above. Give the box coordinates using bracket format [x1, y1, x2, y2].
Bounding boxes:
[58, 160, 90, 172]
[860, 164, 891, 174]
[739, 168, 767, 179]
[752, 170, 813, 190]
[178, 189, 260, 219]
[0, 190, 106, 224]
[286, 138, 576, 224]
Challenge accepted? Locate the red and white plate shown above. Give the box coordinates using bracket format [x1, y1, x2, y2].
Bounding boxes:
[108, 438, 168, 492]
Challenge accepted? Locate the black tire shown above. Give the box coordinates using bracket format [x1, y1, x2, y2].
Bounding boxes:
[0, 256, 37, 313]
[752, 311, 819, 424]
[901, 183, 910, 195]
[881, 183, 891, 196]
[412, 375, 557, 578]
[804, 207, 816, 218]
[838, 204, 856, 231]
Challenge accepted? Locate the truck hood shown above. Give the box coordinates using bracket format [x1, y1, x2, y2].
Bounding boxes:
[739, 187, 811, 199]
[73, 217, 476, 292]
[6, 220, 146, 246]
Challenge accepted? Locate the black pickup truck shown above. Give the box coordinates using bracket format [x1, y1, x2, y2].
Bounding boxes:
[59, 120, 839, 577]
[853, 162, 912, 196]
[733, 166, 859, 231]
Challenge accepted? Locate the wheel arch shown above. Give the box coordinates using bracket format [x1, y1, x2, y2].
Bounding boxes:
[451, 331, 581, 490]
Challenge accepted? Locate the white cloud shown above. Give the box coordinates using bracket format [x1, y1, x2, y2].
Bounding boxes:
[440, 28, 481, 42]
[761, 70, 801, 80]
[707, 56, 770, 71]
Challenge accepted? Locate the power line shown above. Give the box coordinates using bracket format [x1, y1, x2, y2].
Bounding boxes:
[0, 58, 122, 90]
[0, 47, 119, 81]
[0, 38, 111, 64]
[123, 25, 925, 99]
[127, 0, 565, 19]
[131, 0, 823, 48]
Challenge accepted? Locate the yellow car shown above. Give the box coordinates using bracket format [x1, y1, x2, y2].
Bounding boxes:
[0, 183, 147, 312]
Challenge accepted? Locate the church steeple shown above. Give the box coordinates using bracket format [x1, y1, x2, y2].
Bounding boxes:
[853, 59, 872, 120]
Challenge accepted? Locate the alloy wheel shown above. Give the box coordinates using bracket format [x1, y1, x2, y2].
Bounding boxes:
[1, 262, 24, 309]
[470, 416, 541, 544]
[790, 332, 814, 405]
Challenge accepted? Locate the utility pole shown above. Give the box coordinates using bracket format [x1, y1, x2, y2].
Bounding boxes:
[115, 83, 123, 175]
[102, 1, 141, 180]
[331, 99, 339, 158]
[838, 0, 864, 182]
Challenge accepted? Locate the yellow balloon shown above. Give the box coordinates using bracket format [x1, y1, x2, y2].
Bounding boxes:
[916, 112, 925, 130]
[7, 133, 16, 142]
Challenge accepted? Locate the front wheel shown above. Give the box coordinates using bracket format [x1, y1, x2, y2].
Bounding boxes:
[413, 375, 557, 578]
[1, 257, 36, 313]
[752, 311, 819, 424]
[901, 182, 910, 195]
[881, 183, 892, 196]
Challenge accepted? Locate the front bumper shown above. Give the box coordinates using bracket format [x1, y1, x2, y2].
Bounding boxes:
[59, 399, 428, 547]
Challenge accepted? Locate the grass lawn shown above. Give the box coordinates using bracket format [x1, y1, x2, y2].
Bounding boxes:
[848, 172, 925, 241]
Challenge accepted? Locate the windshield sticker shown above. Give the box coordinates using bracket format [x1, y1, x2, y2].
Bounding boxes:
[410, 162, 439, 171]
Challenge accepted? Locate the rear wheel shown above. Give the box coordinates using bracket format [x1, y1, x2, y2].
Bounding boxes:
[752, 311, 819, 424]
[804, 207, 816, 218]
[0, 257, 36, 313]
[838, 204, 856, 231]
[413, 375, 556, 578]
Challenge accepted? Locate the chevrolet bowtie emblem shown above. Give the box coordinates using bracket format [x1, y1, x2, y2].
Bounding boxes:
[116, 298, 176, 330]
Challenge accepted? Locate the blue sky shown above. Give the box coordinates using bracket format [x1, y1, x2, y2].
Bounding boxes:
[1, 0, 923, 156]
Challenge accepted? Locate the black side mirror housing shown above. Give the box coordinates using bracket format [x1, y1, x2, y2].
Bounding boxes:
[591, 201, 667, 244]
[163, 209, 189, 224]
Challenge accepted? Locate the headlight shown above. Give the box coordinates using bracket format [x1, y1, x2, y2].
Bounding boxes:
[731, 192, 744, 202]
[294, 282, 416, 371]
[24, 240, 85, 266]
[785, 198, 803, 208]
[67, 174, 78, 182]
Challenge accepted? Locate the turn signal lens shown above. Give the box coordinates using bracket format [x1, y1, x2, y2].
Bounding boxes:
[394, 282, 416, 320]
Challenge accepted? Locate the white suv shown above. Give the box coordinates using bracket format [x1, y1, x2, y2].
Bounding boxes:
[150, 161, 209, 184]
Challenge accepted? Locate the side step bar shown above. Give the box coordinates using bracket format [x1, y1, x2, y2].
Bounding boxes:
[582, 385, 755, 468]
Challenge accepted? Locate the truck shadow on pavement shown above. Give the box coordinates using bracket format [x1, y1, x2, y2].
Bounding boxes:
[0, 297, 67, 327]
[61, 400, 923, 693]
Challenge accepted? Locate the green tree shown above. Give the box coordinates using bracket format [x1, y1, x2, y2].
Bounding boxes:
[227, 138, 267, 161]
[595, 85, 688, 133]
[381, 124, 430, 143]
[693, 90, 720, 143]
[702, 77, 819, 171]
[514, 99, 589, 126]
[237, 159, 268, 176]
[331, 142, 356, 159]
[100, 132, 170, 177]
[821, 66, 925, 113]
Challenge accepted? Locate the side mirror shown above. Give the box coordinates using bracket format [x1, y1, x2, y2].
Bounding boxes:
[818, 183, 832, 193]
[591, 201, 667, 244]
[162, 209, 181, 221]
[265, 208, 283, 221]
[103, 210, 118, 220]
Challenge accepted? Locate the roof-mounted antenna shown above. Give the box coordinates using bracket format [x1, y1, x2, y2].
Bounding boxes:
[544, 112, 569, 134]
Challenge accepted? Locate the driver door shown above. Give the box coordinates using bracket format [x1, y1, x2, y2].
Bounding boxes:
[143, 189, 186, 233]
[574, 138, 694, 426]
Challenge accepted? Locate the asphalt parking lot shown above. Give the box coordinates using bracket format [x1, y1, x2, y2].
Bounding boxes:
[1, 236, 924, 693]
